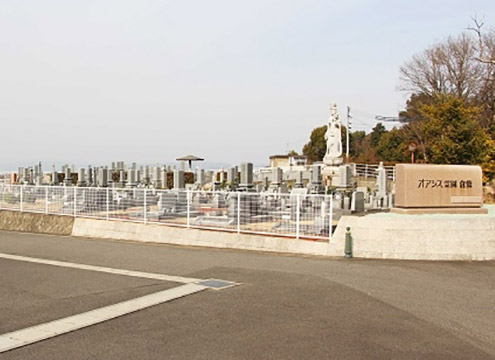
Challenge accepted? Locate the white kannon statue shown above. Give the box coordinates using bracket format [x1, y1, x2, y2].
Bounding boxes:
[323, 103, 343, 166]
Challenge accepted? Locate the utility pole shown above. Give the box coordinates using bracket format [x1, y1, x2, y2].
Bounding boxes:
[346, 106, 351, 161]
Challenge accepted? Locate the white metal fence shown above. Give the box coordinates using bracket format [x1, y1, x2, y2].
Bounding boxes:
[354, 163, 396, 181]
[0, 184, 334, 241]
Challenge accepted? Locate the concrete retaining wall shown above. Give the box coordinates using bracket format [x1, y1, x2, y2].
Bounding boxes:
[0, 210, 74, 236]
[333, 208, 495, 261]
[2, 209, 495, 261]
[71, 218, 339, 257]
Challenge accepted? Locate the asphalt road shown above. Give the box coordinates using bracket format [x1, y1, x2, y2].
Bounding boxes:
[0, 230, 494, 359]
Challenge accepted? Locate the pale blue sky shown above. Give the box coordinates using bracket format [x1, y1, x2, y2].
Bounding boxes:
[0, 0, 494, 169]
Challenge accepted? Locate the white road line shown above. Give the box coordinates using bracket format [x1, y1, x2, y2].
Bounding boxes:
[0, 253, 201, 284]
[0, 283, 207, 353]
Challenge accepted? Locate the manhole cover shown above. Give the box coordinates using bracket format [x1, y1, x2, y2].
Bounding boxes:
[197, 279, 238, 290]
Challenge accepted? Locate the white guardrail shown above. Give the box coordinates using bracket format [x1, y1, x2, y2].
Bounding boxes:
[0, 184, 334, 241]
[354, 163, 396, 181]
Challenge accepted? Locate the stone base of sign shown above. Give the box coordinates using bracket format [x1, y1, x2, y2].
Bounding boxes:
[391, 207, 488, 215]
[334, 206, 495, 261]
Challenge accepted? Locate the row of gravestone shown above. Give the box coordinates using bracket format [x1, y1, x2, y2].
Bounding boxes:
[14, 160, 391, 215]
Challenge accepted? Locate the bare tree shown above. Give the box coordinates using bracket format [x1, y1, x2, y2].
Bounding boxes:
[467, 18, 495, 128]
[399, 24, 495, 131]
[399, 46, 447, 96]
[468, 17, 495, 65]
[399, 33, 484, 100]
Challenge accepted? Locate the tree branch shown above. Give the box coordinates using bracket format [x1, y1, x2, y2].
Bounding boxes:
[468, 16, 495, 65]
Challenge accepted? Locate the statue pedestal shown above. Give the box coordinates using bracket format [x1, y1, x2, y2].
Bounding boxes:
[322, 165, 339, 176]
[322, 165, 340, 186]
[323, 155, 343, 166]
[323, 155, 343, 180]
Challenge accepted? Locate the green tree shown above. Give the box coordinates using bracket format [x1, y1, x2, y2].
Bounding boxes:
[482, 139, 495, 182]
[362, 138, 379, 163]
[399, 93, 435, 122]
[302, 126, 327, 163]
[302, 125, 350, 163]
[349, 131, 366, 159]
[420, 94, 489, 164]
[399, 93, 436, 162]
[376, 128, 408, 163]
[370, 123, 386, 147]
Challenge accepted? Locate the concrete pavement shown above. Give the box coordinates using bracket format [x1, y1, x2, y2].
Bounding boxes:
[0, 230, 494, 359]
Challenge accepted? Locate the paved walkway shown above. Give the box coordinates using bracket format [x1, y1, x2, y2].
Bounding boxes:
[0, 230, 494, 359]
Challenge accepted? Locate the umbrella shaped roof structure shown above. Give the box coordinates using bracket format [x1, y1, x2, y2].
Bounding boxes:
[176, 155, 204, 171]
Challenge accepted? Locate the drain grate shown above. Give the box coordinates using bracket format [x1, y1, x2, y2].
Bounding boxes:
[196, 279, 238, 290]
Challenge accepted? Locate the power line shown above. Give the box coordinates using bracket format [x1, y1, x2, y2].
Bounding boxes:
[351, 116, 374, 125]
[352, 109, 377, 118]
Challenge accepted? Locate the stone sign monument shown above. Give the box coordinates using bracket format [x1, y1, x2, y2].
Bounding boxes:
[392, 164, 487, 214]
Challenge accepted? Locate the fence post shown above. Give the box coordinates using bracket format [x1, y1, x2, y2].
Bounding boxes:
[73, 187, 77, 217]
[329, 194, 333, 242]
[106, 187, 110, 221]
[345, 226, 353, 258]
[237, 192, 241, 233]
[296, 194, 300, 239]
[186, 189, 190, 228]
[365, 164, 368, 178]
[45, 187, 49, 214]
[143, 189, 147, 224]
[20, 186, 23, 212]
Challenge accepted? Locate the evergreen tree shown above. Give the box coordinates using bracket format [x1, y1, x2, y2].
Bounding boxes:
[420, 94, 489, 165]
[302, 126, 327, 163]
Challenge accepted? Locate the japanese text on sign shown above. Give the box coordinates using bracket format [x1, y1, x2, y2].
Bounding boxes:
[417, 179, 472, 189]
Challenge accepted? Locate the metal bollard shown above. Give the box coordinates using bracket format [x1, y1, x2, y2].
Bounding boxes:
[345, 226, 353, 258]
